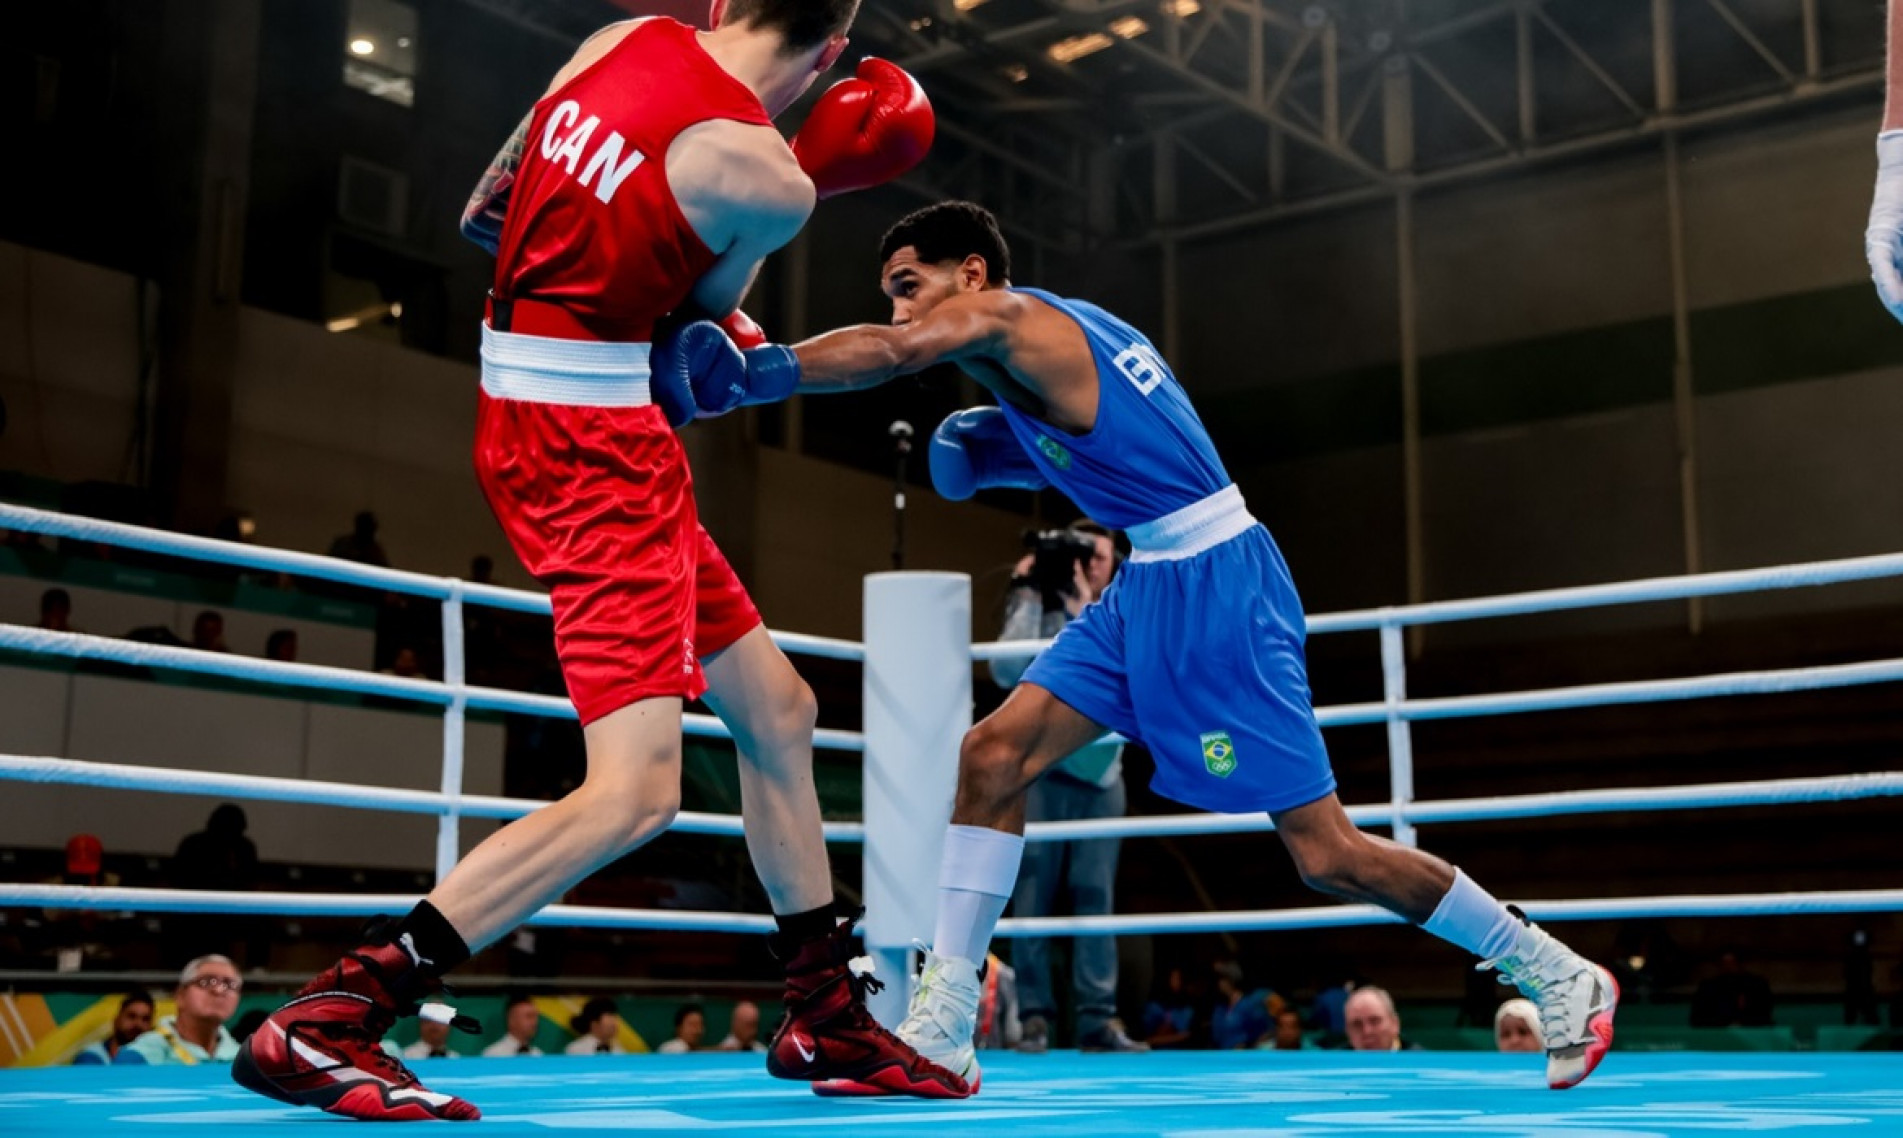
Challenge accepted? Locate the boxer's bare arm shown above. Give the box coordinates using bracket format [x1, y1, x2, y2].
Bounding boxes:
[791, 293, 1101, 430]
[461, 21, 642, 251]
[669, 120, 815, 318]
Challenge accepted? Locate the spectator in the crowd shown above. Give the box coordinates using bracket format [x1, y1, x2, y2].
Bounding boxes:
[1269, 1006, 1313, 1051]
[1691, 949, 1775, 1027]
[173, 805, 259, 891]
[714, 1000, 766, 1053]
[73, 990, 154, 1064]
[328, 511, 390, 567]
[264, 630, 299, 663]
[995, 521, 1142, 1054]
[171, 804, 261, 965]
[115, 955, 242, 1064]
[190, 610, 228, 653]
[63, 833, 105, 887]
[1209, 961, 1274, 1049]
[564, 997, 625, 1055]
[655, 1003, 705, 1054]
[404, 1017, 460, 1060]
[38, 588, 75, 633]
[386, 646, 425, 678]
[1311, 973, 1354, 1038]
[1494, 998, 1542, 1053]
[470, 555, 495, 585]
[1142, 967, 1196, 1048]
[482, 994, 544, 1057]
[1345, 987, 1419, 1052]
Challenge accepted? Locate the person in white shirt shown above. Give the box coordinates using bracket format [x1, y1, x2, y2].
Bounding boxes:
[563, 997, 626, 1056]
[402, 1017, 459, 1060]
[655, 1003, 705, 1054]
[715, 1000, 766, 1053]
[480, 994, 544, 1058]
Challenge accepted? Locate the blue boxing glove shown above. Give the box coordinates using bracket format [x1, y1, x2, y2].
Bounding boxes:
[651, 320, 801, 424]
[928, 407, 1050, 501]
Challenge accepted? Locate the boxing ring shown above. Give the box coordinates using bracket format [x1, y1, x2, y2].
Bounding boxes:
[2, 500, 1900, 1135]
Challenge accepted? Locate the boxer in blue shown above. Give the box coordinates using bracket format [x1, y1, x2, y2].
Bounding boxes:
[655, 201, 1618, 1092]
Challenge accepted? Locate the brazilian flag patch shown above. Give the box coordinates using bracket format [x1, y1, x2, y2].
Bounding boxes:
[1201, 731, 1237, 778]
[1036, 435, 1073, 470]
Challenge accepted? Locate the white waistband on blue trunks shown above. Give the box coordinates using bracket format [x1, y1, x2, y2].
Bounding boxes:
[480, 324, 653, 407]
[1125, 484, 1259, 562]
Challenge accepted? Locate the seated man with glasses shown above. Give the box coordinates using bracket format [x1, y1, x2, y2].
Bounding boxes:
[115, 954, 244, 1065]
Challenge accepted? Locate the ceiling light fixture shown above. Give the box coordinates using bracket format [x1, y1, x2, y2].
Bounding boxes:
[1049, 32, 1114, 63]
[1166, 0, 1201, 16]
[349, 38, 376, 56]
[953, 0, 990, 10]
[1109, 16, 1149, 38]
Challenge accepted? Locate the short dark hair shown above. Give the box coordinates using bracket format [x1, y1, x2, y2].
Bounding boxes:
[571, 996, 617, 1033]
[674, 1002, 705, 1028]
[504, 992, 534, 1011]
[880, 201, 1012, 286]
[40, 588, 71, 612]
[120, 988, 154, 1011]
[725, 0, 859, 53]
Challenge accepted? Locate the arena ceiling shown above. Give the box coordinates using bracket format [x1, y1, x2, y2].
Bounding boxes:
[457, 1, 1885, 252]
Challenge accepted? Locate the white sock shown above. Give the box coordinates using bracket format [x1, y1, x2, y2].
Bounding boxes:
[932, 825, 1025, 965]
[1422, 869, 1524, 961]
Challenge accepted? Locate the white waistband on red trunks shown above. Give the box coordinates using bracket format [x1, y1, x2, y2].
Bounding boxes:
[480, 324, 653, 407]
[1125, 484, 1258, 563]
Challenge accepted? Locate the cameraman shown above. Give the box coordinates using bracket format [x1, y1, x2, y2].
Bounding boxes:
[993, 521, 1146, 1054]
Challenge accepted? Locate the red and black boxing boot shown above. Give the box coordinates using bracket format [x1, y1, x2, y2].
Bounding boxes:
[232, 916, 482, 1121]
[764, 912, 971, 1099]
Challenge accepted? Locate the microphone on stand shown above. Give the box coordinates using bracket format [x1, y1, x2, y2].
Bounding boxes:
[889, 421, 914, 571]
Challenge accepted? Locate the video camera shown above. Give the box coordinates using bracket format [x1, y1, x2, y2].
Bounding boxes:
[1022, 528, 1098, 609]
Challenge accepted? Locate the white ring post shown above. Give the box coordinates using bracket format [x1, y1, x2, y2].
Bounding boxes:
[862, 572, 972, 1028]
[1379, 618, 1418, 847]
[436, 582, 468, 884]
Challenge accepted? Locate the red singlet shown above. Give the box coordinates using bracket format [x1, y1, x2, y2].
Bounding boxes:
[475, 18, 772, 723]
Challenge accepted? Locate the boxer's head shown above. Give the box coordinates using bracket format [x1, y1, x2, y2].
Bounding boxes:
[878, 201, 1012, 326]
[715, 0, 856, 106]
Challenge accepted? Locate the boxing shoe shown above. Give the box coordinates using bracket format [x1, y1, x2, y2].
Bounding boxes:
[232, 920, 480, 1121]
[814, 948, 981, 1097]
[1481, 911, 1619, 1090]
[767, 919, 970, 1099]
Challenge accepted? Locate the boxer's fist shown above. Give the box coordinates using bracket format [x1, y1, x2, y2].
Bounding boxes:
[793, 59, 934, 199]
[929, 407, 1049, 501]
[1869, 132, 1903, 324]
[653, 320, 801, 420]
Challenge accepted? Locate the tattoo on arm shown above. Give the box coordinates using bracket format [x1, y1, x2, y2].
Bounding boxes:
[461, 111, 534, 255]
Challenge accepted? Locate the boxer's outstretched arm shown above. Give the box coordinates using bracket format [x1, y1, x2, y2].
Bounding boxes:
[792, 291, 1022, 393]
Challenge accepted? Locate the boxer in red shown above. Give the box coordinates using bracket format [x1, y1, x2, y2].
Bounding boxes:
[232, 2, 960, 1120]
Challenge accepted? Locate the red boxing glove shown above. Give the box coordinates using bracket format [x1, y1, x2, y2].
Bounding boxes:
[792, 58, 935, 200]
[718, 309, 768, 350]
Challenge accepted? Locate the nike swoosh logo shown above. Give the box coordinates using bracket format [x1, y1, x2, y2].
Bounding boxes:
[793, 1035, 816, 1063]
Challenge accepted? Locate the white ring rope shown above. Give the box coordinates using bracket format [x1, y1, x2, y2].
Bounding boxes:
[13, 751, 1889, 846]
[5, 884, 1899, 937]
[0, 502, 864, 661]
[0, 625, 865, 753]
[7, 501, 1902, 934]
[991, 889, 1903, 938]
[1015, 772, 1903, 841]
[0, 755, 866, 842]
[973, 552, 1903, 659]
[0, 886, 775, 934]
